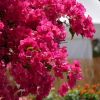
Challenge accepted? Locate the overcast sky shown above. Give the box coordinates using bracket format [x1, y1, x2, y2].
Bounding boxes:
[78, 0, 100, 24]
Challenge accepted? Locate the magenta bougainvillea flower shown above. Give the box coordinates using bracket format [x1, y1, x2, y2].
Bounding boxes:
[0, 0, 95, 100]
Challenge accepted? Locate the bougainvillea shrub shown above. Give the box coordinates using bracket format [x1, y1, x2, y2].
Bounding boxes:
[0, 0, 95, 100]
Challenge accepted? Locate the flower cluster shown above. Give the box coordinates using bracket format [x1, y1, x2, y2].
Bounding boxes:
[0, 0, 95, 100]
[79, 84, 100, 96]
[64, 84, 100, 100]
[58, 61, 82, 96]
[44, 84, 100, 100]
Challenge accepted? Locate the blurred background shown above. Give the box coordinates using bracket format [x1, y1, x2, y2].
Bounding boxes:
[61, 0, 100, 85]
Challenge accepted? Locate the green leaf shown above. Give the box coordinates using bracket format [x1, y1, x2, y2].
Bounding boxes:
[69, 27, 75, 39]
[46, 64, 52, 71]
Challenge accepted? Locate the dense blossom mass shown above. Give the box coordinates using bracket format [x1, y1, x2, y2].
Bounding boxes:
[0, 0, 95, 100]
